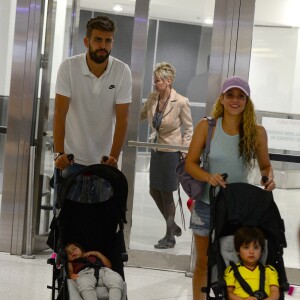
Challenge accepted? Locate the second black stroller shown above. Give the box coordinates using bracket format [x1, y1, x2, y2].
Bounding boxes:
[46, 163, 128, 300]
[205, 180, 289, 300]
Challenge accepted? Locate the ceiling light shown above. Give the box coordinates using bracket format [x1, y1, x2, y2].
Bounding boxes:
[113, 5, 123, 12]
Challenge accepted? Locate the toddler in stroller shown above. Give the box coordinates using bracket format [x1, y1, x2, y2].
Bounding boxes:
[65, 242, 124, 300]
[224, 226, 279, 300]
[47, 164, 128, 300]
[205, 181, 289, 300]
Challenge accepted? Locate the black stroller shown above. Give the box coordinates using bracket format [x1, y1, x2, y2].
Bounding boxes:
[46, 163, 128, 300]
[204, 180, 289, 300]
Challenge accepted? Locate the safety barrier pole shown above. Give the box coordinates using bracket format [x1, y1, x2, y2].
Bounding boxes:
[22, 146, 36, 259]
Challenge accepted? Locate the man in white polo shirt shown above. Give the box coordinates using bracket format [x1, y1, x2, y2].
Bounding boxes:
[53, 15, 132, 173]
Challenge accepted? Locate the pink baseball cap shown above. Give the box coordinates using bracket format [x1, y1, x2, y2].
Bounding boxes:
[221, 76, 250, 96]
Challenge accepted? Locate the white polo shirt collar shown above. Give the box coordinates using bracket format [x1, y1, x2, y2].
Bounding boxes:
[81, 53, 113, 77]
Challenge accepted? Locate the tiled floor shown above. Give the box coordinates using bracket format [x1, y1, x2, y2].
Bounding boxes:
[130, 172, 193, 255]
[0, 249, 193, 300]
[1, 167, 300, 299]
[0, 249, 298, 300]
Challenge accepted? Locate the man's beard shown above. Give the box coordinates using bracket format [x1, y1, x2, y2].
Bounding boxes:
[89, 48, 110, 64]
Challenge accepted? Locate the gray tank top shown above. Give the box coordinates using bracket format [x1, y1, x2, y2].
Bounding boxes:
[201, 117, 248, 204]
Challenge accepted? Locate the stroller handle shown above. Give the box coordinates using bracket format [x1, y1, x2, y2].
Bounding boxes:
[221, 174, 268, 184]
[54, 153, 74, 182]
[67, 153, 74, 161]
[53, 153, 75, 210]
[102, 155, 109, 162]
[221, 173, 228, 180]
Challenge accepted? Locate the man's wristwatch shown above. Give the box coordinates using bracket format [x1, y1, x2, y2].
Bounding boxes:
[53, 152, 64, 161]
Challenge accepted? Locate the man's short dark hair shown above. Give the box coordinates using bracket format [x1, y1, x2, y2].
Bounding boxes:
[234, 226, 265, 253]
[86, 15, 117, 37]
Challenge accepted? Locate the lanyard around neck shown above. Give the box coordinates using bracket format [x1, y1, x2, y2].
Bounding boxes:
[153, 94, 170, 130]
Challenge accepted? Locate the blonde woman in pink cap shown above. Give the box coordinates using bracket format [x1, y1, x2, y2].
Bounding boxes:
[185, 76, 276, 300]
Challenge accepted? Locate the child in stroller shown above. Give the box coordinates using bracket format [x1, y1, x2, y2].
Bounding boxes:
[224, 226, 280, 300]
[47, 164, 128, 300]
[205, 181, 289, 300]
[65, 242, 124, 300]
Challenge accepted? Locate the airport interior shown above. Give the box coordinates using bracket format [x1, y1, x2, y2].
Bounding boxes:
[0, 0, 300, 299]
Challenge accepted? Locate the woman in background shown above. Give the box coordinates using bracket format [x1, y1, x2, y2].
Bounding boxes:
[140, 62, 193, 249]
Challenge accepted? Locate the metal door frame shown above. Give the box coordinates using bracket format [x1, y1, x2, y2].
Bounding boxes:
[0, 0, 46, 254]
[32, 0, 57, 252]
[0, 0, 59, 254]
[206, 0, 255, 114]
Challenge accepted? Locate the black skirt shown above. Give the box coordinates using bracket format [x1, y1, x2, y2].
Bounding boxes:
[149, 150, 180, 192]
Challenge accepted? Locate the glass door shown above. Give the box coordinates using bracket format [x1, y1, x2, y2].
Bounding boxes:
[0, 0, 48, 254]
[249, 0, 300, 281]
[0, 0, 73, 254]
[0, 0, 15, 224]
[74, 0, 217, 271]
[126, 0, 216, 271]
[33, 0, 74, 252]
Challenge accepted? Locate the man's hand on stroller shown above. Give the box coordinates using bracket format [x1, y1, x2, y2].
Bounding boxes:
[54, 153, 74, 170]
[101, 155, 118, 168]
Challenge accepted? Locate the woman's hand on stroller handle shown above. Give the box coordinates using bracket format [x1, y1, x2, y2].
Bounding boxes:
[261, 175, 276, 191]
[262, 175, 268, 183]
[222, 173, 228, 180]
[208, 173, 228, 188]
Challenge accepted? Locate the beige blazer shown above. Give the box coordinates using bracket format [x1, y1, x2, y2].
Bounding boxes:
[140, 89, 193, 152]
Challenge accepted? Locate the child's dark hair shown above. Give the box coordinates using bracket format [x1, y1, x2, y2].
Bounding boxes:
[65, 242, 85, 253]
[86, 16, 116, 38]
[234, 226, 265, 253]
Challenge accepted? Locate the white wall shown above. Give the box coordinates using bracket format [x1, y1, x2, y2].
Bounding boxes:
[50, 0, 68, 99]
[291, 29, 300, 113]
[249, 27, 300, 114]
[0, 0, 68, 98]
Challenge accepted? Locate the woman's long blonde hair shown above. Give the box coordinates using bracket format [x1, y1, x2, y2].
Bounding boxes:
[211, 94, 257, 169]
